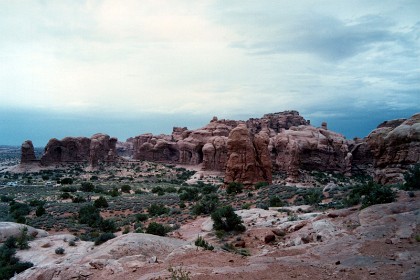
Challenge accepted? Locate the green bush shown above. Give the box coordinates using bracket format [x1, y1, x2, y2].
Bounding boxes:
[148, 204, 169, 216]
[78, 205, 101, 227]
[0, 241, 33, 280]
[60, 177, 73, 185]
[135, 213, 149, 222]
[99, 219, 116, 232]
[94, 232, 115, 245]
[345, 181, 396, 209]
[254, 181, 269, 189]
[72, 195, 86, 203]
[60, 186, 77, 192]
[211, 206, 246, 232]
[94, 196, 109, 208]
[226, 182, 243, 195]
[402, 164, 420, 190]
[178, 187, 199, 201]
[80, 182, 95, 192]
[55, 247, 65, 254]
[60, 192, 72, 200]
[269, 196, 284, 207]
[121, 185, 131, 193]
[194, 236, 214, 250]
[109, 187, 120, 197]
[192, 194, 219, 215]
[146, 222, 166, 236]
[9, 201, 30, 222]
[35, 205, 46, 217]
[303, 189, 323, 205]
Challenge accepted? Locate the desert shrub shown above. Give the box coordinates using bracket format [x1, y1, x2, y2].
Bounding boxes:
[168, 265, 191, 280]
[0, 239, 33, 280]
[60, 186, 77, 192]
[402, 164, 420, 190]
[16, 227, 30, 250]
[211, 206, 246, 232]
[201, 184, 218, 195]
[80, 182, 95, 192]
[0, 195, 14, 202]
[178, 187, 199, 201]
[148, 204, 169, 216]
[303, 189, 323, 205]
[60, 192, 72, 200]
[345, 181, 396, 208]
[226, 182, 243, 194]
[99, 219, 116, 232]
[122, 226, 130, 234]
[152, 186, 165, 196]
[35, 205, 46, 217]
[78, 205, 101, 227]
[94, 232, 115, 245]
[135, 213, 149, 222]
[269, 196, 284, 207]
[146, 222, 167, 236]
[255, 181, 269, 189]
[109, 187, 120, 197]
[194, 236, 214, 250]
[68, 240, 76, 246]
[121, 184, 131, 193]
[60, 177, 73, 185]
[55, 247, 65, 254]
[28, 199, 45, 207]
[94, 196, 109, 208]
[72, 195, 86, 203]
[192, 194, 219, 215]
[93, 186, 104, 193]
[241, 203, 251, 210]
[9, 201, 30, 222]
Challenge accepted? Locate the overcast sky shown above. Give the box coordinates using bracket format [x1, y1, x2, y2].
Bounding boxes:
[0, 0, 419, 146]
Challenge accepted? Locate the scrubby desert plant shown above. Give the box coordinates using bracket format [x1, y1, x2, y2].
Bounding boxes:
[226, 182, 243, 194]
[146, 222, 166, 236]
[211, 206, 245, 232]
[55, 247, 65, 254]
[94, 196, 109, 208]
[194, 236, 214, 250]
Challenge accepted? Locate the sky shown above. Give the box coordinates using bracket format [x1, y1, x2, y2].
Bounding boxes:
[0, 0, 419, 146]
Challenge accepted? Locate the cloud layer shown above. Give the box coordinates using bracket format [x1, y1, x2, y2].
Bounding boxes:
[0, 0, 419, 144]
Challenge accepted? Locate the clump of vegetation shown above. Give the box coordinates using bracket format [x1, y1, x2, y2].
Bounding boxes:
[303, 188, 323, 205]
[94, 196, 109, 208]
[402, 164, 420, 191]
[135, 213, 149, 222]
[148, 204, 169, 216]
[269, 196, 284, 207]
[192, 194, 219, 215]
[60, 177, 73, 185]
[345, 181, 396, 209]
[167, 264, 191, 280]
[94, 232, 116, 245]
[55, 247, 65, 254]
[211, 206, 246, 232]
[194, 236, 214, 250]
[121, 184, 131, 193]
[9, 201, 30, 223]
[0, 237, 33, 279]
[146, 222, 167, 236]
[60, 186, 77, 192]
[254, 181, 269, 189]
[80, 182, 95, 192]
[226, 182, 243, 195]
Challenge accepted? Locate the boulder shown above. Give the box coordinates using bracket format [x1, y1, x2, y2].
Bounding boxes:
[40, 137, 91, 165]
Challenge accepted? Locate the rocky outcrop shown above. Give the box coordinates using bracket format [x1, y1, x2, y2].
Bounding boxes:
[272, 125, 350, 180]
[40, 137, 91, 165]
[132, 133, 179, 162]
[89, 134, 119, 167]
[40, 134, 119, 167]
[20, 140, 36, 163]
[246, 110, 309, 135]
[224, 124, 272, 185]
[366, 113, 420, 184]
[0, 222, 47, 242]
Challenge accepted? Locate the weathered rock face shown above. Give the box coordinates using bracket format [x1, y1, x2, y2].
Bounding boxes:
[40, 137, 91, 165]
[40, 134, 119, 167]
[89, 134, 119, 167]
[0, 222, 47, 242]
[246, 110, 309, 135]
[20, 140, 36, 163]
[272, 125, 350, 180]
[366, 113, 420, 184]
[132, 133, 180, 162]
[224, 124, 272, 185]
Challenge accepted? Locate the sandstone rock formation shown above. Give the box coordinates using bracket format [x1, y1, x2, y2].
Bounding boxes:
[40, 137, 91, 165]
[20, 140, 36, 163]
[224, 124, 272, 185]
[366, 113, 420, 184]
[0, 222, 48, 242]
[272, 125, 350, 180]
[89, 133, 119, 167]
[40, 134, 119, 167]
